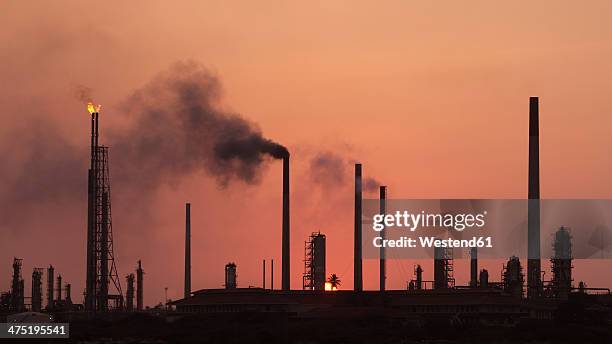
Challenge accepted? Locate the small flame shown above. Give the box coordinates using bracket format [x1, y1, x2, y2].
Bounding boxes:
[87, 102, 102, 115]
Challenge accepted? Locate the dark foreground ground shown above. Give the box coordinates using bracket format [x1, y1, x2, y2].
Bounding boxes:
[2, 312, 612, 344]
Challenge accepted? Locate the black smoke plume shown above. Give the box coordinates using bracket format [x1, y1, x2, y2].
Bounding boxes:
[0, 61, 288, 229]
[111, 61, 288, 188]
[308, 151, 380, 193]
[363, 177, 381, 193]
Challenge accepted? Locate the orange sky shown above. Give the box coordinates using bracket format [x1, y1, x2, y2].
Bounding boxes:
[1, 1, 612, 306]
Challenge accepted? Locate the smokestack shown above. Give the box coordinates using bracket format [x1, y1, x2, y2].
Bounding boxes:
[528, 96, 541, 298]
[85, 111, 98, 312]
[271, 259, 274, 290]
[185, 202, 191, 299]
[136, 260, 144, 311]
[282, 155, 290, 291]
[47, 265, 54, 310]
[263, 260, 266, 289]
[354, 164, 363, 291]
[470, 247, 478, 287]
[56, 274, 62, 302]
[379, 186, 386, 291]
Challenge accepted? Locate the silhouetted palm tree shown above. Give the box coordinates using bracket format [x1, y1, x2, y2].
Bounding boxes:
[327, 274, 341, 289]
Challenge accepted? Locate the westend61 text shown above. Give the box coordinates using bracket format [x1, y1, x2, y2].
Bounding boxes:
[372, 236, 493, 249]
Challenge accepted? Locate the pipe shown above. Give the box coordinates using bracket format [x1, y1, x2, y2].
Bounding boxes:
[185, 202, 191, 299]
[85, 112, 96, 312]
[379, 186, 386, 291]
[136, 260, 144, 311]
[528, 96, 541, 298]
[47, 265, 54, 310]
[282, 155, 290, 290]
[56, 274, 62, 302]
[65, 283, 72, 304]
[354, 164, 363, 291]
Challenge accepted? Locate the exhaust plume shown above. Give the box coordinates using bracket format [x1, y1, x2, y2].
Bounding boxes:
[111, 61, 288, 188]
[0, 61, 288, 229]
[308, 151, 380, 192]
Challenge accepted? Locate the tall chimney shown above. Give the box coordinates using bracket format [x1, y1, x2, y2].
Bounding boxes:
[354, 164, 363, 291]
[282, 155, 290, 291]
[379, 186, 387, 291]
[271, 259, 274, 290]
[85, 111, 98, 312]
[185, 203, 191, 299]
[136, 260, 144, 310]
[263, 260, 266, 289]
[528, 96, 541, 298]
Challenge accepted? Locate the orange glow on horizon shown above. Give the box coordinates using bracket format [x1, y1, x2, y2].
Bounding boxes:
[324, 282, 338, 291]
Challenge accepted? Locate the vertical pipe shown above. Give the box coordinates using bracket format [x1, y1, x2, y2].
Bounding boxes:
[379, 186, 387, 291]
[56, 275, 62, 302]
[354, 164, 363, 291]
[263, 260, 266, 289]
[85, 112, 96, 312]
[271, 259, 274, 290]
[185, 203, 191, 299]
[47, 265, 54, 310]
[282, 155, 290, 291]
[136, 260, 143, 311]
[528, 96, 541, 299]
[470, 247, 478, 287]
[65, 284, 72, 304]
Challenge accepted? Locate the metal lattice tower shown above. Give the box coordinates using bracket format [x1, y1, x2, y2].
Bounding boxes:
[434, 246, 455, 289]
[303, 235, 314, 290]
[95, 146, 122, 309]
[85, 109, 123, 312]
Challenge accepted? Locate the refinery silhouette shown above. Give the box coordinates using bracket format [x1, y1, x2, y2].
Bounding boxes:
[1, 97, 612, 343]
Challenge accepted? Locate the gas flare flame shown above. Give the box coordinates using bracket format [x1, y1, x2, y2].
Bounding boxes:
[87, 102, 102, 114]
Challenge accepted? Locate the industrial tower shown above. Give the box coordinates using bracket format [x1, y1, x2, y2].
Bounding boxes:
[303, 232, 326, 290]
[85, 103, 123, 312]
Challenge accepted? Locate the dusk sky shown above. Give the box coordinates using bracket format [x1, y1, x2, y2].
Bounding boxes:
[2, 1, 612, 306]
